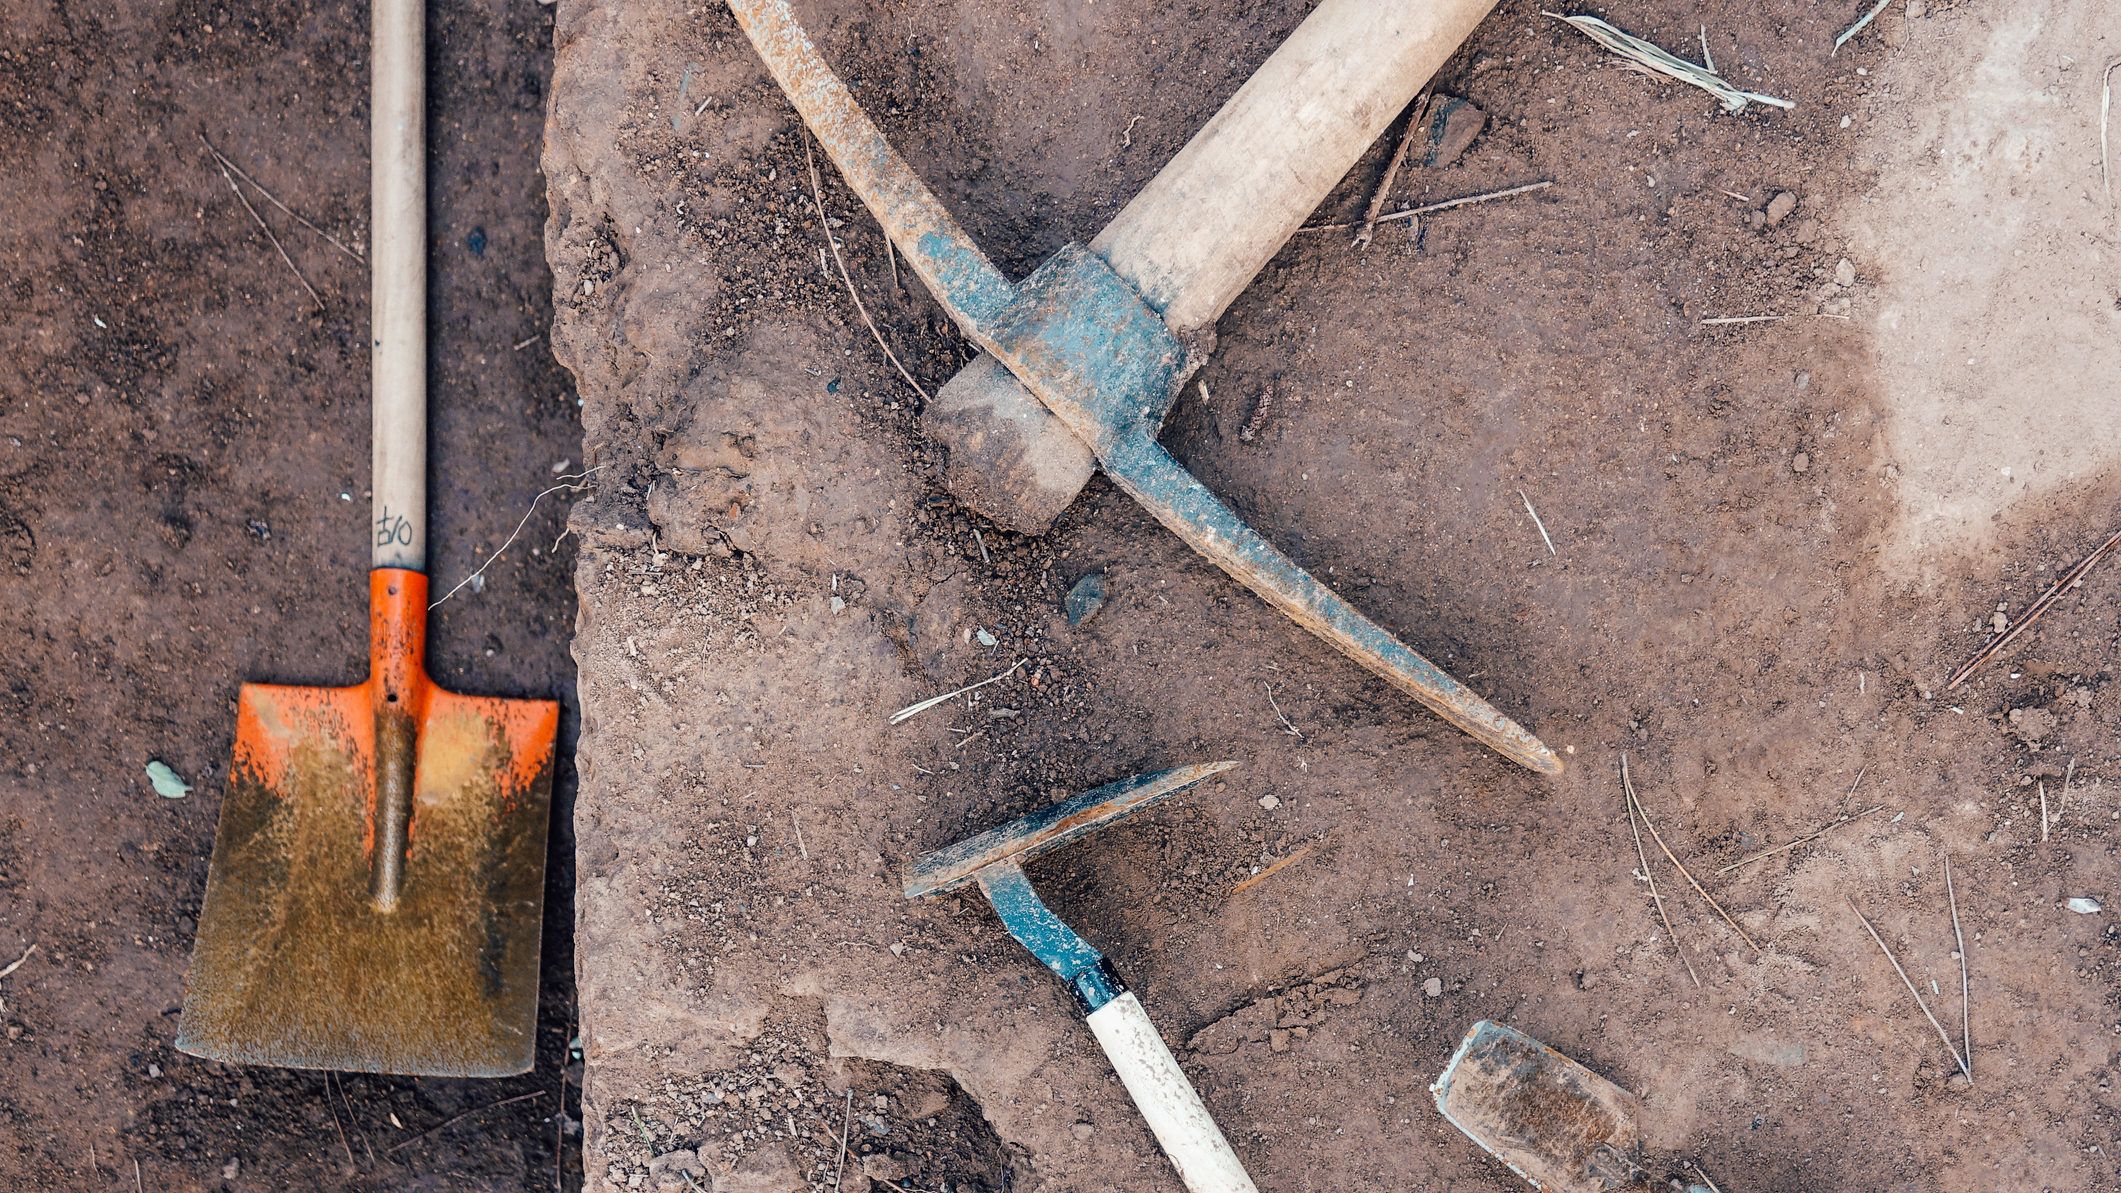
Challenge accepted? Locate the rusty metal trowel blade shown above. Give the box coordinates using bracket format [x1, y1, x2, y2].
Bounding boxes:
[1430, 1020, 1646, 1192]
[178, 571, 558, 1077]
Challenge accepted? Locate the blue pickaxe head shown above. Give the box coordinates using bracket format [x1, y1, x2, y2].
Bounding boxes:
[904, 762, 1235, 1008]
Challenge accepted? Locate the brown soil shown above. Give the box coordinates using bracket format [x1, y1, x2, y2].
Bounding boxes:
[549, 2, 2121, 1192]
[0, 1, 583, 1188]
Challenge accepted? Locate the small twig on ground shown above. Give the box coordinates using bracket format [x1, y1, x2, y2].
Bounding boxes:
[1231, 840, 1320, 896]
[2059, 757, 2076, 826]
[1264, 683, 1303, 740]
[790, 810, 809, 861]
[386, 1092, 545, 1155]
[1699, 312, 1853, 325]
[0, 942, 36, 980]
[1697, 27, 1715, 74]
[972, 528, 990, 565]
[889, 659, 1025, 725]
[1301, 181, 1552, 233]
[1547, 13, 1792, 112]
[323, 1073, 357, 1171]
[512, 334, 542, 352]
[1834, 0, 1895, 53]
[1945, 527, 2121, 690]
[1518, 489, 1556, 555]
[1945, 854, 1971, 1079]
[804, 141, 933, 403]
[2103, 60, 2120, 207]
[1624, 756, 1699, 988]
[1719, 804, 1883, 875]
[2040, 780, 2051, 842]
[338, 1074, 375, 1165]
[210, 153, 323, 310]
[198, 133, 364, 262]
[134, 1159, 144, 1193]
[1689, 1162, 1726, 1193]
[1624, 760, 1760, 951]
[1355, 91, 1430, 249]
[431, 467, 602, 608]
[1848, 896, 1971, 1081]
[832, 1089, 854, 1191]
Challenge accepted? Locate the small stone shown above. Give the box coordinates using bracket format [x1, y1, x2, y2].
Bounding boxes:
[1068, 1121, 1097, 1141]
[1408, 952, 1425, 963]
[222, 1159, 240, 1181]
[1791, 451, 1810, 474]
[145, 760, 191, 799]
[1064, 571, 1108, 627]
[1946, 1071, 1970, 1091]
[1765, 191, 1799, 226]
[1258, 793, 1281, 810]
[974, 627, 997, 647]
[1424, 96, 1487, 168]
[2065, 897, 2103, 915]
[1835, 257, 1857, 286]
[1423, 977, 1444, 998]
[1992, 611, 2009, 633]
[147, 1063, 162, 1078]
[830, 595, 846, 614]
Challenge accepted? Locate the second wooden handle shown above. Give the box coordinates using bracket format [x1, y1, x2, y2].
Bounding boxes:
[925, 0, 1501, 533]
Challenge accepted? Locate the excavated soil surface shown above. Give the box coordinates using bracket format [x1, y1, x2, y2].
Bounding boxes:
[547, 2, 2121, 1191]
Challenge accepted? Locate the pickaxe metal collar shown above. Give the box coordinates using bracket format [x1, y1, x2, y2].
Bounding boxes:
[729, 0, 1560, 776]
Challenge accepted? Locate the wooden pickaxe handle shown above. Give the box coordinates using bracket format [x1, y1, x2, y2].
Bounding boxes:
[926, 0, 1503, 533]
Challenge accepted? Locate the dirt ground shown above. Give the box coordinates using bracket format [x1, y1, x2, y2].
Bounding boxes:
[547, 2, 2121, 1192]
[1, 1, 583, 1188]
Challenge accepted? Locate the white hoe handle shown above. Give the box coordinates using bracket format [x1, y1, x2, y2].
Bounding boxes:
[1084, 993, 1259, 1193]
[371, 0, 426, 570]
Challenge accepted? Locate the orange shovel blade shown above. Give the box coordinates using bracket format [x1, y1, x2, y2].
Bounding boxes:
[177, 570, 559, 1076]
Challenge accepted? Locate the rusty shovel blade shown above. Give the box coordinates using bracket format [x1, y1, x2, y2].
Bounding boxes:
[177, 570, 558, 1076]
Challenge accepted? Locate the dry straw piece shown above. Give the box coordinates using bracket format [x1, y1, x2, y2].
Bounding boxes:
[1547, 13, 1793, 114]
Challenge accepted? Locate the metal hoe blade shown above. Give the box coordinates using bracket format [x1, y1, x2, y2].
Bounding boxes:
[177, 571, 557, 1076]
[729, 0, 1560, 775]
[905, 761, 1237, 898]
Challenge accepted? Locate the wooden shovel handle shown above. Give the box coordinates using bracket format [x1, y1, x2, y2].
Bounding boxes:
[371, 0, 426, 570]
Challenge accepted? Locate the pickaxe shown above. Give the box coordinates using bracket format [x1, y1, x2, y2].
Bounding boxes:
[905, 762, 1256, 1193]
[728, 0, 1559, 776]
